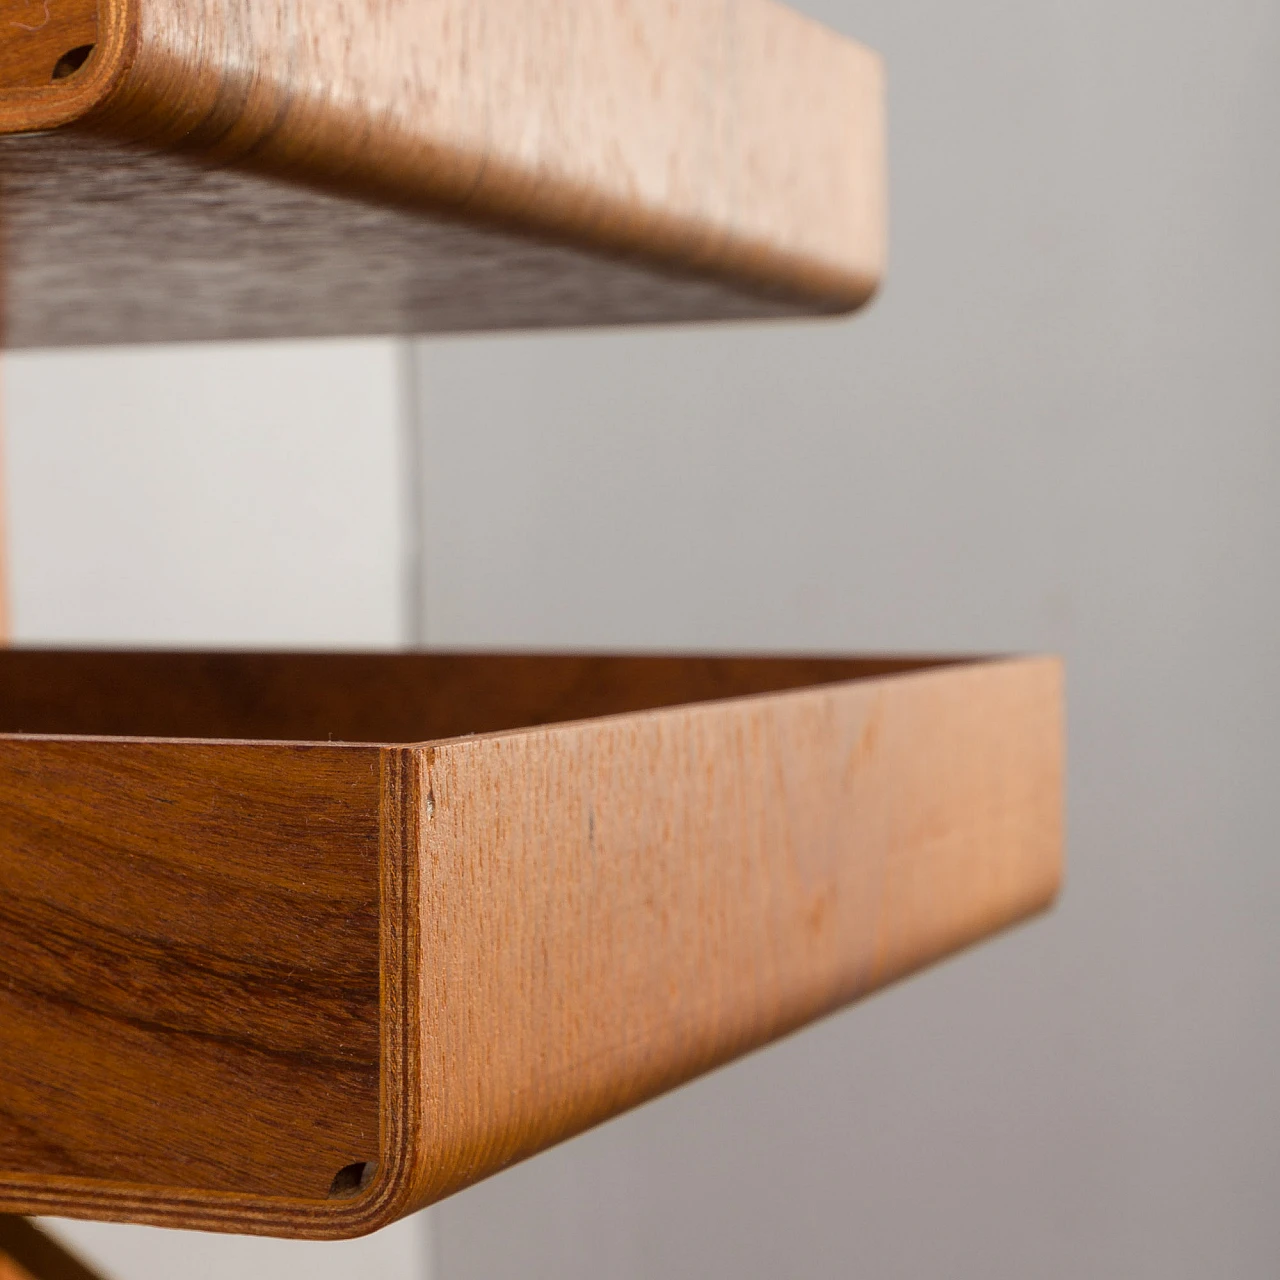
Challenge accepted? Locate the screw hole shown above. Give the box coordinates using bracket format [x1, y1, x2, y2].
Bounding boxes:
[52, 45, 94, 81]
[328, 1160, 377, 1199]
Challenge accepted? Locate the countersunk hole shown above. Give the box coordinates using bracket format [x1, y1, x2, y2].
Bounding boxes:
[52, 45, 94, 81]
[328, 1160, 377, 1199]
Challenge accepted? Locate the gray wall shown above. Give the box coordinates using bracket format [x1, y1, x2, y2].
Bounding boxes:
[416, 0, 1280, 1276]
[4, 0, 1279, 1275]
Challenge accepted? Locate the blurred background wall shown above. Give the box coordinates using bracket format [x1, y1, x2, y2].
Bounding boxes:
[4, 0, 1278, 1276]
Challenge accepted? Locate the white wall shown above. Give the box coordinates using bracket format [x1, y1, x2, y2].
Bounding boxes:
[415, 1, 1280, 1276]
[5, 340, 407, 649]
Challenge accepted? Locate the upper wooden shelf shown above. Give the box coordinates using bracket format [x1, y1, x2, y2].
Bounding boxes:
[0, 650, 1060, 1238]
[0, 0, 885, 347]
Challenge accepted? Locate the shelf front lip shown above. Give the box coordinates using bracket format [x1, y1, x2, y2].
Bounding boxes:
[0, 0, 886, 330]
[0, 653, 1063, 1238]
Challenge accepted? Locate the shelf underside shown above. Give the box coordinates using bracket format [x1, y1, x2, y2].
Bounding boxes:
[0, 651, 1062, 1237]
[0, 0, 884, 346]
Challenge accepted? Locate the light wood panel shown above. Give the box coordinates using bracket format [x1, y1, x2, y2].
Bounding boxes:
[0, 652, 1062, 1237]
[400, 656, 1062, 1209]
[0, 0, 885, 345]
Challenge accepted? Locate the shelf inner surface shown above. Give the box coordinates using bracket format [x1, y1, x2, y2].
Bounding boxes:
[0, 650, 949, 742]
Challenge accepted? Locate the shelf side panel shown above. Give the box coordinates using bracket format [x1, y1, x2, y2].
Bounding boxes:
[0, 739, 383, 1207]
[406, 658, 1063, 1206]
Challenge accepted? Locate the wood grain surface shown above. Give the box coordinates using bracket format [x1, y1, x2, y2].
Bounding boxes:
[0, 652, 1062, 1237]
[399, 656, 1063, 1209]
[0, 0, 885, 345]
[0, 739, 383, 1201]
[0, 0, 102, 102]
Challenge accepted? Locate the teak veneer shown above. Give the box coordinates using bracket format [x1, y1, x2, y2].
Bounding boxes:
[0, 650, 1063, 1238]
[0, 0, 885, 346]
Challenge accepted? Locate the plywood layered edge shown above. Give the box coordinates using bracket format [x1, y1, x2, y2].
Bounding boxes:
[0, 653, 1061, 1237]
[0, 0, 885, 345]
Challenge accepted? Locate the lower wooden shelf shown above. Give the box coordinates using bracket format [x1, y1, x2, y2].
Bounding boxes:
[0, 651, 1062, 1238]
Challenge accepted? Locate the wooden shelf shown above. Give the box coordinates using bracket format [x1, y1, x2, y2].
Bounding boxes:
[0, 0, 885, 347]
[0, 651, 1062, 1238]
